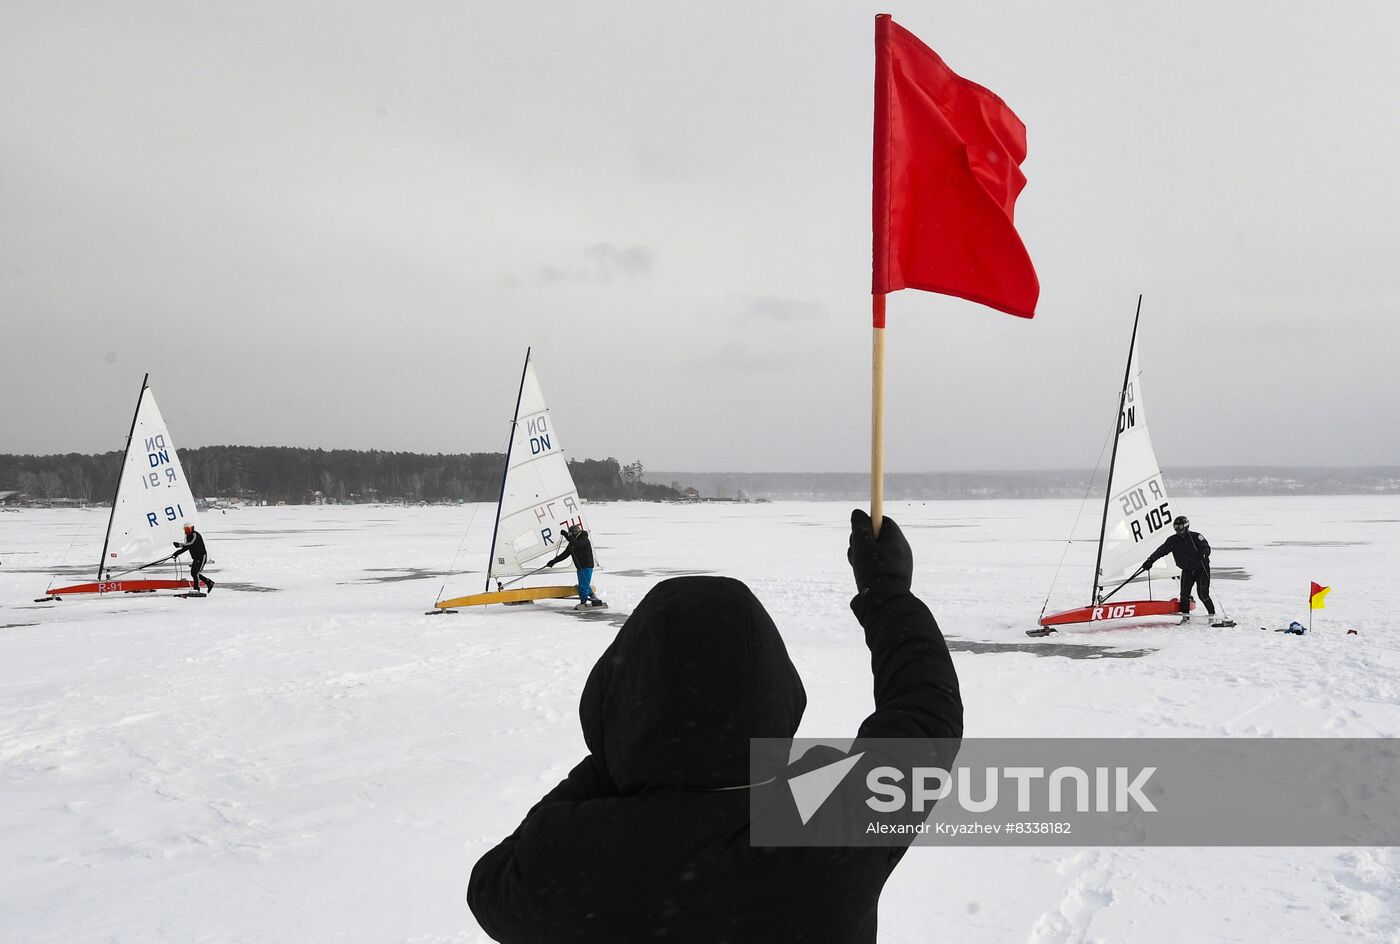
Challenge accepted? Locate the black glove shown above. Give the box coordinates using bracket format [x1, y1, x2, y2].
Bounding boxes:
[848, 508, 913, 596]
[173, 543, 181, 549]
[1142, 559, 1153, 570]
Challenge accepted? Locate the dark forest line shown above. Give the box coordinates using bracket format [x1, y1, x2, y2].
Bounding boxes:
[0, 447, 680, 505]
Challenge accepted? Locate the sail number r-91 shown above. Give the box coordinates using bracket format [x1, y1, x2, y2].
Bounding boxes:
[146, 504, 185, 527]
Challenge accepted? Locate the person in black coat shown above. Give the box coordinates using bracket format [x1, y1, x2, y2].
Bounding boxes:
[467, 509, 963, 943]
[171, 523, 215, 594]
[1143, 514, 1212, 621]
[546, 523, 603, 608]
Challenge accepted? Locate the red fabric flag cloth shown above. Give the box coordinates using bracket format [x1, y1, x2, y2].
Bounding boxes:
[1310, 581, 1330, 609]
[873, 14, 1038, 318]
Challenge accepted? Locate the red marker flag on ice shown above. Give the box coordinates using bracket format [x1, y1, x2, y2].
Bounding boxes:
[1310, 582, 1331, 610]
[872, 13, 1038, 318]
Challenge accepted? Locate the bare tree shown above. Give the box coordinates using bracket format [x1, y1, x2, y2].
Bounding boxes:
[40, 471, 63, 501]
[69, 464, 93, 502]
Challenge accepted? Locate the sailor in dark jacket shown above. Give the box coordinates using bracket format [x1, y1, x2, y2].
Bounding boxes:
[546, 523, 603, 608]
[1143, 514, 1212, 621]
[468, 509, 963, 943]
[171, 523, 215, 595]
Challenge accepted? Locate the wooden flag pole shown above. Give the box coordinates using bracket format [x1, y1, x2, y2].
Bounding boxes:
[871, 293, 887, 536]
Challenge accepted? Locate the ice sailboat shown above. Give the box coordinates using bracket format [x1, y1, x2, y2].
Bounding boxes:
[1030, 298, 1191, 635]
[37, 374, 202, 601]
[431, 349, 591, 611]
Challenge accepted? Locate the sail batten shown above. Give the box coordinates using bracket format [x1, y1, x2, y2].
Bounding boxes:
[505, 448, 570, 474]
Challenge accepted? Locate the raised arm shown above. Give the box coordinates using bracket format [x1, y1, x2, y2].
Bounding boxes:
[847, 510, 962, 741]
[545, 532, 574, 568]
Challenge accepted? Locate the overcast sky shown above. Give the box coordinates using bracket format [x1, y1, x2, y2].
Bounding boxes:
[3, 2, 1397, 472]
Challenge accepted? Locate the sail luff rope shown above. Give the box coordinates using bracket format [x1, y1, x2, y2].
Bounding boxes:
[435, 501, 483, 605]
[1037, 422, 1115, 621]
[47, 506, 96, 593]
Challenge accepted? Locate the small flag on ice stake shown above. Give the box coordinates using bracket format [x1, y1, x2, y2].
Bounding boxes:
[1310, 582, 1331, 610]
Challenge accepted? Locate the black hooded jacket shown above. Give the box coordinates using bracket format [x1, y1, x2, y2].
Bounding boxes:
[547, 528, 594, 569]
[1144, 530, 1211, 572]
[467, 574, 962, 943]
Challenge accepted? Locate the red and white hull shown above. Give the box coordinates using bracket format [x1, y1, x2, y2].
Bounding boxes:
[43, 578, 195, 598]
[1039, 597, 1193, 628]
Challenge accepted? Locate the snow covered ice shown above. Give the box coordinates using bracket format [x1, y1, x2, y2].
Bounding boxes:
[3, 497, 1399, 943]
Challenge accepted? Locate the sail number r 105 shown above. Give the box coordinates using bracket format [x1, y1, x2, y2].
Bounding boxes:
[1127, 501, 1172, 542]
[1121, 479, 1172, 543]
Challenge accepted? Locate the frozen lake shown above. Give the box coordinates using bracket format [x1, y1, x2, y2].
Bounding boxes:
[3, 497, 1398, 942]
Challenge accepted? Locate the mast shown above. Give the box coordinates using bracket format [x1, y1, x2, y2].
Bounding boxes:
[483, 348, 531, 592]
[97, 373, 150, 580]
[1091, 296, 1143, 604]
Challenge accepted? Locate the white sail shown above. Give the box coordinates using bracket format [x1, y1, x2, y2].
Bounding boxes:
[487, 357, 588, 581]
[1097, 333, 1179, 594]
[102, 386, 199, 575]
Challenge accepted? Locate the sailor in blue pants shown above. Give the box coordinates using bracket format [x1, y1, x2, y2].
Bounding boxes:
[548, 524, 605, 609]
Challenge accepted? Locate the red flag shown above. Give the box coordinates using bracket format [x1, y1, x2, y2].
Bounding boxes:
[873, 14, 1038, 318]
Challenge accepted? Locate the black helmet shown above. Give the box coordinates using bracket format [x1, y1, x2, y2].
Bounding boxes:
[1173, 515, 1189, 532]
[567, 523, 582, 536]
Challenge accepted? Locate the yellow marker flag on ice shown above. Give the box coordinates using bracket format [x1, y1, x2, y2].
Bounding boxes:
[1310, 581, 1331, 610]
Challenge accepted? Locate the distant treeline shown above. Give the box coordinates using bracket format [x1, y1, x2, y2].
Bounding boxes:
[0, 448, 680, 505]
[649, 467, 1400, 501]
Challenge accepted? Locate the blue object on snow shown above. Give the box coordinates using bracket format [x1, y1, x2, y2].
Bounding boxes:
[1284, 621, 1307, 635]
